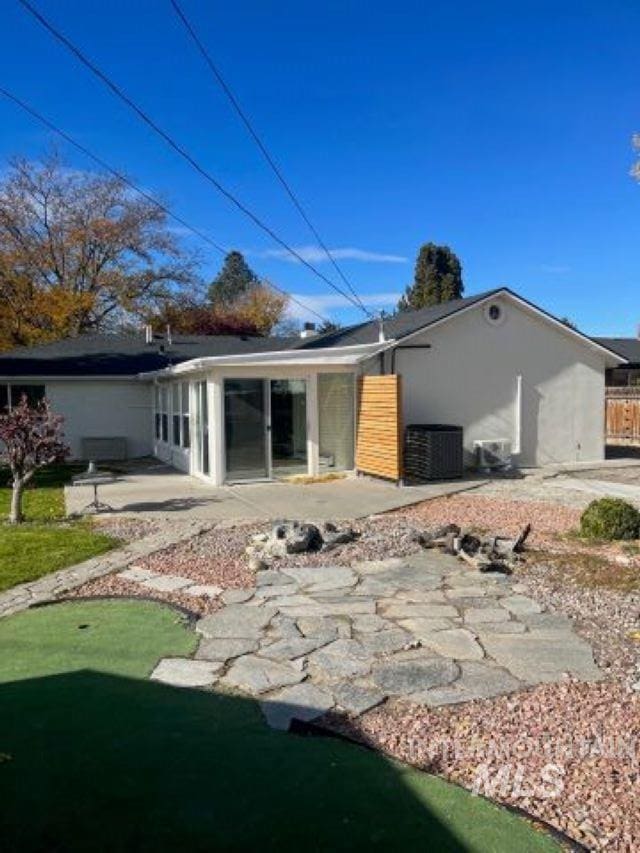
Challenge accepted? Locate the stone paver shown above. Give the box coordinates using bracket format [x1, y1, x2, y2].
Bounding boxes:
[196, 638, 259, 661]
[221, 655, 305, 693]
[307, 639, 372, 679]
[220, 588, 255, 604]
[372, 653, 459, 695]
[332, 682, 386, 715]
[141, 574, 194, 592]
[412, 661, 522, 706]
[419, 628, 485, 661]
[183, 584, 223, 598]
[260, 683, 335, 730]
[481, 633, 603, 683]
[150, 657, 223, 687]
[133, 544, 603, 728]
[118, 567, 158, 583]
[197, 604, 277, 639]
[259, 637, 327, 661]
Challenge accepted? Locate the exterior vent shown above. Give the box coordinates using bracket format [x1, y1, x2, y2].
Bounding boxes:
[81, 437, 127, 461]
[474, 439, 512, 470]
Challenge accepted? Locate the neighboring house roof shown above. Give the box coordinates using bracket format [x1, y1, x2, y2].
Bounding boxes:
[0, 333, 297, 377]
[594, 338, 640, 365]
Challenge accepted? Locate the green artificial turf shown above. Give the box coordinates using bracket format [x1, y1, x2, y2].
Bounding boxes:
[0, 599, 558, 853]
[0, 464, 118, 591]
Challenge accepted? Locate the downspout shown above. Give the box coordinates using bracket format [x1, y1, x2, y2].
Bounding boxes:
[513, 374, 522, 455]
[390, 344, 432, 375]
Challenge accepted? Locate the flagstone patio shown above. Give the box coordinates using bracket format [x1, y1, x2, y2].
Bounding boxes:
[150, 549, 603, 729]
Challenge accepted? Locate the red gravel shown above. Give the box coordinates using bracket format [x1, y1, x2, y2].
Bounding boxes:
[396, 493, 582, 546]
[69, 494, 640, 846]
[337, 681, 640, 852]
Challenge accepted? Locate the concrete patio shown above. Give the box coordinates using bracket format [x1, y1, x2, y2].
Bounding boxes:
[66, 460, 487, 522]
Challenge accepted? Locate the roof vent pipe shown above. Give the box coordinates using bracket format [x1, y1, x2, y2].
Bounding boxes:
[378, 313, 386, 343]
[144, 324, 153, 344]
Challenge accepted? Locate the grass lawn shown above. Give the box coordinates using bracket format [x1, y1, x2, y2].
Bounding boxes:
[0, 599, 558, 852]
[0, 464, 119, 592]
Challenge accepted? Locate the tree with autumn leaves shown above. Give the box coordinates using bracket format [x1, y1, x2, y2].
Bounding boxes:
[0, 154, 196, 351]
[150, 250, 289, 336]
[0, 154, 290, 350]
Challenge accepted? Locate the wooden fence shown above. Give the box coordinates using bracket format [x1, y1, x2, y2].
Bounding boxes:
[355, 375, 403, 481]
[605, 387, 640, 445]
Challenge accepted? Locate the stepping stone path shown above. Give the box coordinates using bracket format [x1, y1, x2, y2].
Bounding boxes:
[147, 550, 603, 730]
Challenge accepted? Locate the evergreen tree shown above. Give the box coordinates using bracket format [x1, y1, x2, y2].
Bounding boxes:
[397, 243, 464, 311]
[208, 251, 258, 305]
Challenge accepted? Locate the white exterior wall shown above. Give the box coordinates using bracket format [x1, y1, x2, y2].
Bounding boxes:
[382, 296, 606, 466]
[45, 379, 153, 459]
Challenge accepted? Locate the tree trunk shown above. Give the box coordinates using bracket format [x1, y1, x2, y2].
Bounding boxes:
[10, 479, 25, 525]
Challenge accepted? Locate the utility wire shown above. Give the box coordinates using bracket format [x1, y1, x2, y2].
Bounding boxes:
[18, 0, 371, 319]
[0, 85, 330, 325]
[169, 0, 372, 317]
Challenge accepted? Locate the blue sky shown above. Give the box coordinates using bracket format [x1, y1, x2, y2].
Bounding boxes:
[1, 0, 639, 333]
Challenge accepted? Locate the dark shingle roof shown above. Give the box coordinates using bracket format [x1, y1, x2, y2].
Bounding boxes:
[0, 291, 626, 377]
[296, 289, 501, 349]
[0, 333, 296, 377]
[594, 338, 640, 365]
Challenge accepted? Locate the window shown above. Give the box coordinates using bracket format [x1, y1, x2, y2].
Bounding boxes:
[318, 374, 355, 471]
[172, 383, 181, 446]
[0, 384, 45, 412]
[161, 386, 169, 442]
[181, 382, 190, 448]
[154, 386, 162, 439]
[155, 384, 170, 443]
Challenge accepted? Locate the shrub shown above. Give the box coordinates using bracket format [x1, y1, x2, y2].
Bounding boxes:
[580, 498, 640, 541]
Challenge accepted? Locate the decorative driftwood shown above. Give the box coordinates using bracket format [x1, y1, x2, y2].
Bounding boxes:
[419, 523, 532, 574]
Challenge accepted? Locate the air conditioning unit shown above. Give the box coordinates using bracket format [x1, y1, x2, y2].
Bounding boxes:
[474, 439, 512, 470]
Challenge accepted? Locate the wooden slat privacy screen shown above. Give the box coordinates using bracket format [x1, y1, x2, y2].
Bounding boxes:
[355, 375, 402, 481]
[606, 387, 640, 445]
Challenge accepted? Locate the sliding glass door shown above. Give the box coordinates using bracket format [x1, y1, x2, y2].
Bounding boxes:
[270, 379, 308, 477]
[223, 378, 308, 482]
[224, 379, 269, 481]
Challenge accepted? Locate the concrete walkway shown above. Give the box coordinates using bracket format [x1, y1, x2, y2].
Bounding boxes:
[148, 549, 603, 730]
[66, 461, 486, 522]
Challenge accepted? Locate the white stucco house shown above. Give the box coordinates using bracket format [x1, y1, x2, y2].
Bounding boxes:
[0, 288, 625, 485]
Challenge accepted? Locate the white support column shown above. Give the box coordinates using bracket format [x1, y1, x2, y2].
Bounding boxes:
[307, 373, 320, 477]
[210, 375, 225, 485]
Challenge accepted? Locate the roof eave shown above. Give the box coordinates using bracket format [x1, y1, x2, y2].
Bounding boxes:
[137, 341, 393, 379]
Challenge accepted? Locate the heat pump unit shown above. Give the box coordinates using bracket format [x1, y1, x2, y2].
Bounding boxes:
[474, 439, 512, 470]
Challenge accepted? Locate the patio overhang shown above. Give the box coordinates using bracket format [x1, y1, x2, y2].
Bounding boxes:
[137, 341, 393, 380]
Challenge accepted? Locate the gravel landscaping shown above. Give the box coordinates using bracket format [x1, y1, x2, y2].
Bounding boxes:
[338, 681, 639, 852]
[68, 490, 640, 849]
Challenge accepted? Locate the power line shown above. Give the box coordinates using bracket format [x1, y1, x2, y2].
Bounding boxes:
[0, 85, 330, 325]
[169, 0, 371, 317]
[17, 0, 371, 319]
